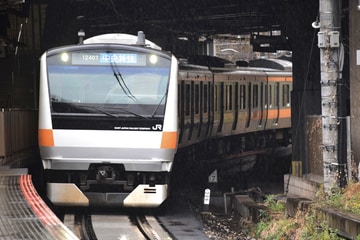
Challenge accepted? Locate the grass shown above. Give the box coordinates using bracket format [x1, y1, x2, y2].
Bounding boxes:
[252, 184, 360, 240]
[324, 182, 360, 215]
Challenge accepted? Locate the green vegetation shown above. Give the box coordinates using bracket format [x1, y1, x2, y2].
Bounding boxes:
[252, 182, 360, 240]
[324, 182, 360, 215]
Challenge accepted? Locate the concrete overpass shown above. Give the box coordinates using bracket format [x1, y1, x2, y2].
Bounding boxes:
[2, 0, 360, 184]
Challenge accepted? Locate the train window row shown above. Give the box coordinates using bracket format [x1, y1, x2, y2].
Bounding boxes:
[220, 82, 291, 113]
[180, 80, 291, 117]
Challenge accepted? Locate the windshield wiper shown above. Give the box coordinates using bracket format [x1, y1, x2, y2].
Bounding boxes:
[151, 93, 167, 118]
[110, 61, 136, 102]
[117, 107, 148, 119]
[80, 105, 148, 119]
[77, 105, 119, 118]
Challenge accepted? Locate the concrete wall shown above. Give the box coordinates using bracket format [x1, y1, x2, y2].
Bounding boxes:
[0, 109, 38, 167]
[350, 1, 360, 165]
[307, 115, 323, 176]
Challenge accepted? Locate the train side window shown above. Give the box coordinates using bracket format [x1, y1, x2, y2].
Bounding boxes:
[185, 84, 190, 116]
[225, 85, 229, 111]
[268, 84, 273, 108]
[264, 84, 268, 109]
[282, 84, 290, 107]
[214, 85, 218, 112]
[235, 83, 239, 110]
[253, 84, 259, 108]
[204, 84, 208, 113]
[240, 84, 246, 110]
[274, 83, 280, 108]
[200, 82, 203, 114]
[225, 84, 232, 111]
[195, 84, 200, 114]
[229, 85, 233, 110]
[260, 82, 264, 109]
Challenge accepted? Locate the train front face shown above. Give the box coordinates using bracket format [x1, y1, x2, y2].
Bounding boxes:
[38, 44, 178, 207]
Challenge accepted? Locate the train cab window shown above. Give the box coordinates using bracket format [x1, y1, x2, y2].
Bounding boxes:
[195, 84, 200, 114]
[47, 50, 171, 118]
[282, 84, 290, 107]
[204, 84, 208, 113]
[253, 84, 259, 108]
[240, 85, 246, 110]
[185, 84, 190, 116]
[225, 84, 232, 111]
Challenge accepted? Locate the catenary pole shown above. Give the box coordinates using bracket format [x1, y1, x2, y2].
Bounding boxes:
[318, 0, 345, 194]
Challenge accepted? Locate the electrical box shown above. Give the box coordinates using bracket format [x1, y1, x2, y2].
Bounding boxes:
[318, 32, 325, 48]
[329, 31, 340, 48]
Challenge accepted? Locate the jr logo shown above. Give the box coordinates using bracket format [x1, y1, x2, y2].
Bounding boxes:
[152, 124, 162, 131]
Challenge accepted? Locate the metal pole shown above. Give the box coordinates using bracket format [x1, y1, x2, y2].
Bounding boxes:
[318, 0, 342, 194]
[347, 116, 351, 182]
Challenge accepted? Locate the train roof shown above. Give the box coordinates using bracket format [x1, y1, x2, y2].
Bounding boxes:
[180, 55, 292, 72]
[186, 55, 235, 68]
[248, 58, 292, 71]
[226, 69, 292, 77]
[83, 32, 162, 50]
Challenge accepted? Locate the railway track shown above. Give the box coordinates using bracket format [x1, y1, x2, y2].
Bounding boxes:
[64, 212, 174, 240]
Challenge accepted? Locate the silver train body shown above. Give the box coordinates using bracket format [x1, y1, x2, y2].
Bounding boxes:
[177, 61, 292, 148]
[39, 33, 292, 208]
[38, 33, 178, 207]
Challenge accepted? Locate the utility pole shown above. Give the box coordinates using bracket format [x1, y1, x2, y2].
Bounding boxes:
[318, 0, 345, 194]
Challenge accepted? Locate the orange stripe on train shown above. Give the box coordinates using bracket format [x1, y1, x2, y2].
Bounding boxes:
[267, 76, 293, 82]
[38, 129, 55, 147]
[253, 108, 291, 119]
[161, 132, 178, 149]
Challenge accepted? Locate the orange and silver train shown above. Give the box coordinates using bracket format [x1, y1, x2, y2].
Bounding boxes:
[177, 58, 292, 150]
[38, 32, 292, 208]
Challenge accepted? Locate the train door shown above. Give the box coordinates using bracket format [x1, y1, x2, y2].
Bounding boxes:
[195, 82, 201, 137]
[252, 83, 259, 130]
[239, 84, 246, 130]
[279, 82, 291, 128]
[178, 81, 185, 143]
[258, 81, 264, 127]
[268, 84, 272, 111]
[207, 76, 214, 136]
[232, 82, 239, 131]
[274, 82, 280, 125]
[246, 82, 251, 128]
[282, 83, 291, 108]
[217, 82, 224, 133]
[261, 80, 269, 129]
[224, 82, 234, 133]
[203, 81, 209, 136]
[189, 81, 194, 140]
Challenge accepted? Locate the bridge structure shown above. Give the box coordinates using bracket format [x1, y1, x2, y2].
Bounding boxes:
[1, 0, 360, 190]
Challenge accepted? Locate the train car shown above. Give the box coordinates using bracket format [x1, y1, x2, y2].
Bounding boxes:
[178, 58, 292, 151]
[38, 32, 178, 207]
[38, 31, 292, 208]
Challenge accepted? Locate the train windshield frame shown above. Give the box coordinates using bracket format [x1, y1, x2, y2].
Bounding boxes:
[46, 48, 171, 118]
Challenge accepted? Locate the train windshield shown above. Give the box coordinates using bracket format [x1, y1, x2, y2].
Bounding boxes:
[46, 50, 171, 118]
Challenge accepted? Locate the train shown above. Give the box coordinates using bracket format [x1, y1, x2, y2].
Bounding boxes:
[38, 32, 292, 208]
